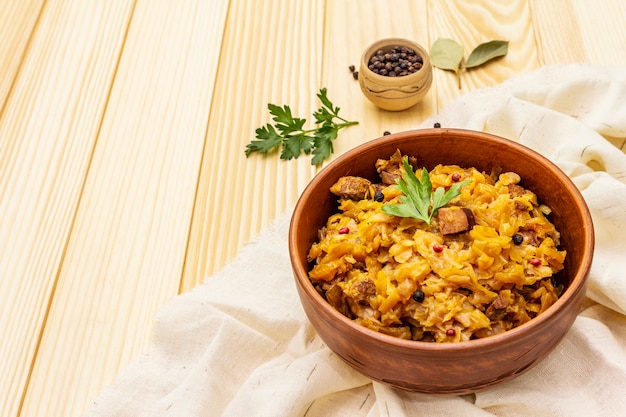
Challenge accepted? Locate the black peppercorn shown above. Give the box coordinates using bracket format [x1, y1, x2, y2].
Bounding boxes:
[348, 65, 355, 73]
[383, 131, 391, 135]
[367, 45, 422, 77]
[434, 122, 441, 128]
[512, 233, 524, 245]
[373, 191, 385, 202]
[412, 290, 425, 303]
[352, 71, 359, 80]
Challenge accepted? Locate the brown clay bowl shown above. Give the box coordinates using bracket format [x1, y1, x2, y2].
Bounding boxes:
[288, 128, 594, 394]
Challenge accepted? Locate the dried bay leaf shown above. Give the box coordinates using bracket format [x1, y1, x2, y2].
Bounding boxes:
[429, 38, 509, 89]
[466, 40, 509, 68]
[429, 38, 464, 73]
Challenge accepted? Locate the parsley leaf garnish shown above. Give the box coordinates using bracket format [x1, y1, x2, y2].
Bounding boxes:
[382, 157, 471, 224]
[245, 88, 358, 165]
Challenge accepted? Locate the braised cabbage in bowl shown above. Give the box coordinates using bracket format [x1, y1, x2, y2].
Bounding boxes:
[307, 150, 565, 342]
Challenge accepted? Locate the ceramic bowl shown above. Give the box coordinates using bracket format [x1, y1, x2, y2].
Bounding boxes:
[358, 38, 433, 111]
[288, 128, 594, 394]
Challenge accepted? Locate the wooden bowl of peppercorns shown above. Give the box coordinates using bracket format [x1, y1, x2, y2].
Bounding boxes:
[358, 38, 433, 111]
[289, 128, 594, 394]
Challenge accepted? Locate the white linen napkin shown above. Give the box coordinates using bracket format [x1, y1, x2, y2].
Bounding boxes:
[85, 64, 626, 417]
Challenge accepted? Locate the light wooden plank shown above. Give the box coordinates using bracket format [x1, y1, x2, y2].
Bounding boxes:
[180, 0, 538, 290]
[530, 0, 626, 65]
[573, 0, 626, 65]
[0, 0, 45, 109]
[428, 0, 539, 110]
[19, 1, 229, 416]
[322, 0, 434, 157]
[6, 1, 620, 415]
[528, 0, 587, 64]
[180, 0, 323, 291]
[0, 2, 134, 416]
[181, 0, 441, 292]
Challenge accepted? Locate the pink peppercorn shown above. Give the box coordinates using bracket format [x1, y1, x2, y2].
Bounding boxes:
[451, 172, 461, 182]
[446, 328, 456, 336]
[433, 243, 444, 253]
[530, 258, 542, 266]
[338, 226, 350, 234]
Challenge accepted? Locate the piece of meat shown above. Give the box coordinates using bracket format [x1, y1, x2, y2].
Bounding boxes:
[325, 284, 351, 318]
[514, 200, 529, 211]
[380, 170, 400, 186]
[438, 207, 475, 235]
[485, 293, 512, 320]
[353, 279, 376, 304]
[372, 183, 386, 195]
[375, 149, 418, 185]
[508, 183, 526, 197]
[329, 176, 372, 200]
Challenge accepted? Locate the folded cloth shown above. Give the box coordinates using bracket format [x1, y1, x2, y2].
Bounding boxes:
[85, 64, 626, 417]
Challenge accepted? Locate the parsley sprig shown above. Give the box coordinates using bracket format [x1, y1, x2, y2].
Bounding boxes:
[245, 88, 358, 165]
[382, 157, 471, 224]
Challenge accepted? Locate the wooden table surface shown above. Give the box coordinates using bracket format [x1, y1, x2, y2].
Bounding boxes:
[1, 1, 625, 415]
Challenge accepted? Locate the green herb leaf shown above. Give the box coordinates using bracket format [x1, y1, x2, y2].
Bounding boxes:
[466, 40, 509, 68]
[245, 124, 283, 155]
[281, 133, 314, 160]
[246, 88, 358, 165]
[310, 124, 338, 164]
[316, 88, 338, 115]
[382, 157, 471, 224]
[269, 104, 306, 135]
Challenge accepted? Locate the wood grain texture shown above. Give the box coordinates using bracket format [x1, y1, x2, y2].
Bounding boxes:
[322, 0, 435, 155]
[530, 0, 626, 65]
[18, 1, 228, 416]
[0, 0, 624, 415]
[0, 0, 45, 109]
[0, 2, 134, 416]
[428, 0, 539, 111]
[180, 0, 322, 291]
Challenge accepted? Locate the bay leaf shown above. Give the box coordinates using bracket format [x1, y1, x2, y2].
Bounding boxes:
[429, 38, 464, 72]
[465, 40, 509, 69]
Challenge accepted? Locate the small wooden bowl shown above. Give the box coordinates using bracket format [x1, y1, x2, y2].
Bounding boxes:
[358, 38, 433, 111]
[289, 129, 594, 394]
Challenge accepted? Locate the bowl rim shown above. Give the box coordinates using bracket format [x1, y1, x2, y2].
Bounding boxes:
[289, 128, 595, 352]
